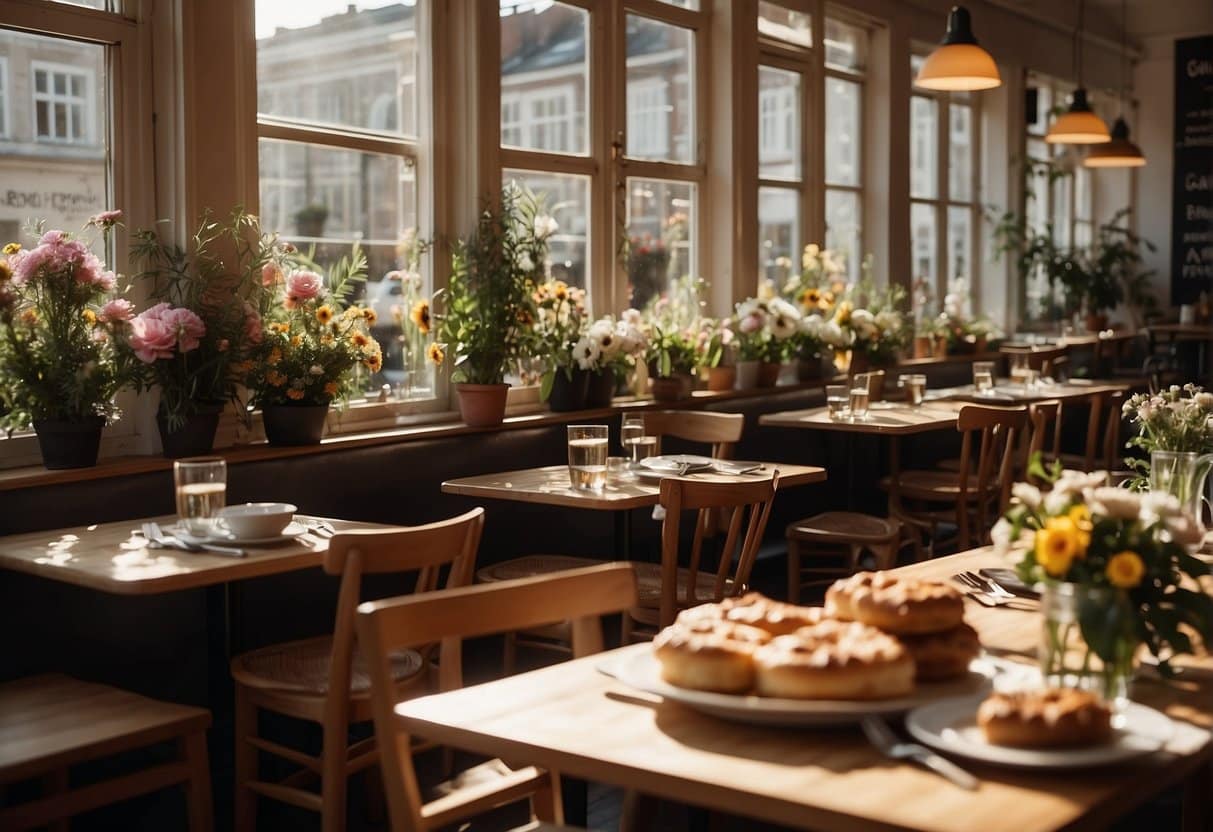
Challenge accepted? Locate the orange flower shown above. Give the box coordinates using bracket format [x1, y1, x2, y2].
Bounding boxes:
[19, 309, 38, 326]
[364, 353, 383, 373]
[363, 308, 377, 325]
[289, 335, 303, 348]
[315, 305, 334, 325]
[285, 388, 306, 400]
[409, 300, 431, 334]
[351, 332, 370, 349]
[323, 381, 339, 397]
[82, 309, 97, 324]
[265, 370, 287, 387]
[267, 347, 283, 365]
[427, 342, 445, 366]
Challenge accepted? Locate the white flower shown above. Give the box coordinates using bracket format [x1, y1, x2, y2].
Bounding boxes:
[1051, 470, 1108, 501]
[309, 364, 324, 376]
[622, 308, 642, 326]
[517, 251, 535, 273]
[1163, 513, 1206, 547]
[533, 214, 559, 239]
[758, 278, 777, 302]
[1139, 491, 1183, 524]
[874, 309, 901, 335]
[573, 335, 601, 370]
[1043, 488, 1074, 515]
[850, 308, 877, 339]
[1011, 482, 1042, 510]
[990, 517, 1033, 556]
[1086, 486, 1142, 520]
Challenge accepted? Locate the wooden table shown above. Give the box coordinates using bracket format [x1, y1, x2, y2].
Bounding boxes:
[0, 514, 373, 595]
[394, 548, 1213, 832]
[442, 463, 826, 557]
[1149, 324, 1213, 380]
[929, 379, 1131, 405]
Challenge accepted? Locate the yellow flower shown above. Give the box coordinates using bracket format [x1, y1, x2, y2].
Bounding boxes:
[799, 288, 822, 309]
[362, 308, 377, 325]
[553, 280, 568, 300]
[19, 309, 38, 326]
[268, 347, 283, 365]
[320, 333, 335, 346]
[1034, 516, 1086, 577]
[315, 305, 334, 325]
[265, 370, 287, 387]
[364, 353, 383, 373]
[82, 309, 97, 324]
[2, 243, 20, 255]
[350, 332, 370, 350]
[409, 300, 431, 334]
[1068, 504, 1093, 550]
[289, 335, 303, 347]
[269, 322, 290, 334]
[0, 260, 11, 282]
[1106, 550, 1145, 589]
[833, 300, 853, 325]
[427, 342, 445, 366]
[323, 381, 339, 397]
[285, 388, 306, 400]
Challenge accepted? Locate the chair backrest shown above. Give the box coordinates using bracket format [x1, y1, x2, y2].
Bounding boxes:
[1000, 344, 1068, 376]
[356, 564, 638, 832]
[320, 508, 485, 745]
[955, 405, 1028, 546]
[656, 473, 780, 627]
[1082, 389, 1128, 471]
[643, 410, 744, 460]
[1024, 399, 1061, 481]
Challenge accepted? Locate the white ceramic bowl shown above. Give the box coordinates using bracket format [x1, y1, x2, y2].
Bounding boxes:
[217, 502, 297, 538]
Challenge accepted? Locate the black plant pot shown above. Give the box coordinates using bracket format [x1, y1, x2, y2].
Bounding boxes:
[157, 404, 222, 459]
[262, 404, 329, 446]
[33, 416, 105, 469]
[548, 368, 589, 412]
[585, 369, 615, 408]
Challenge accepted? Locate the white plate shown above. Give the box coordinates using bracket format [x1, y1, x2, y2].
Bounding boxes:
[906, 695, 1175, 769]
[611, 649, 996, 726]
[170, 520, 309, 546]
[638, 454, 717, 475]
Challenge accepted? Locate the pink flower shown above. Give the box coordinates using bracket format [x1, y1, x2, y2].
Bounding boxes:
[99, 298, 135, 323]
[38, 230, 67, 246]
[284, 270, 323, 305]
[163, 306, 205, 352]
[128, 312, 177, 363]
[261, 261, 282, 287]
[739, 312, 764, 334]
[88, 209, 123, 228]
[12, 233, 112, 289]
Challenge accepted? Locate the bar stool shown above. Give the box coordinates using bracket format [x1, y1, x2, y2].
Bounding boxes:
[0, 674, 212, 832]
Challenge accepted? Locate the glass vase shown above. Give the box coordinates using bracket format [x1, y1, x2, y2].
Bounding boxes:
[1149, 450, 1213, 530]
[1039, 582, 1138, 707]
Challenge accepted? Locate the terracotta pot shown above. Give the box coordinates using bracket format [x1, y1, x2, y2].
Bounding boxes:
[262, 404, 329, 446]
[651, 374, 692, 402]
[33, 416, 105, 469]
[706, 365, 736, 392]
[796, 355, 826, 382]
[757, 362, 782, 388]
[975, 335, 988, 354]
[933, 336, 949, 358]
[734, 360, 760, 390]
[547, 368, 588, 412]
[912, 336, 933, 359]
[585, 369, 615, 408]
[456, 383, 510, 427]
[157, 403, 222, 459]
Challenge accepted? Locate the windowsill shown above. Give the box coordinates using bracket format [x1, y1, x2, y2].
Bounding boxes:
[0, 351, 1000, 493]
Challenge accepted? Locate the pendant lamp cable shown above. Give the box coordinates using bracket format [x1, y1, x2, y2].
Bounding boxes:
[1075, 0, 1085, 88]
[1118, 0, 1127, 116]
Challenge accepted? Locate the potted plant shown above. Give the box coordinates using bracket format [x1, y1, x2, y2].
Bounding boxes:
[1090, 212, 1158, 330]
[644, 322, 698, 402]
[0, 212, 136, 468]
[246, 249, 379, 445]
[593, 310, 648, 406]
[995, 463, 1210, 702]
[733, 298, 770, 390]
[438, 186, 550, 427]
[696, 317, 735, 392]
[841, 271, 910, 375]
[530, 279, 590, 412]
[293, 203, 329, 239]
[385, 229, 437, 400]
[127, 210, 278, 457]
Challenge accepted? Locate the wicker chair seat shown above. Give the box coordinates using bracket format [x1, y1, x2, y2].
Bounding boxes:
[787, 511, 901, 543]
[477, 554, 605, 583]
[232, 635, 423, 696]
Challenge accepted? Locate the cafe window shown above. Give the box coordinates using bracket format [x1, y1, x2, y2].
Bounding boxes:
[910, 53, 980, 312]
[0, 57, 9, 138]
[255, 0, 427, 404]
[32, 62, 93, 143]
[823, 16, 867, 284]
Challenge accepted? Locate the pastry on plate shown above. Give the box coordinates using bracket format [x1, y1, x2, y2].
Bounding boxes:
[977, 688, 1114, 748]
[653, 618, 772, 694]
[753, 619, 915, 700]
[898, 622, 982, 681]
[826, 571, 964, 635]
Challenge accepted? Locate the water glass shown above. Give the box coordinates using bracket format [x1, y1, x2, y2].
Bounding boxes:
[899, 374, 927, 407]
[849, 374, 872, 421]
[1008, 354, 1030, 386]
[568, 425, 608, 492]
[620, 413, 655, 471]
[972, 361, 996, 395]
[174, 457, 227, 537]
[826, 384, 849, 420]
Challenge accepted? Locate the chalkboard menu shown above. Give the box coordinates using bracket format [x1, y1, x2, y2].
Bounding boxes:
[1171, 35, 1213, 305]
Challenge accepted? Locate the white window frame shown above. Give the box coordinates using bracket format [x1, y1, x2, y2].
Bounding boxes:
[0, 56, 10, 138]
[627, 76, 670, 159]
[0, 0, 155, 468]
[822, 16, 865, 284]
[253, 0, 444, 427]
[30, 59, 94, 144]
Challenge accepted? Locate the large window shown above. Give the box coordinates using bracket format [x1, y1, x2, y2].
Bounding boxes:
[910, 53, 979, 312]
[823, 16, 867, 284]
[0, 57, 10, 138]
[255, 0, 425, 401]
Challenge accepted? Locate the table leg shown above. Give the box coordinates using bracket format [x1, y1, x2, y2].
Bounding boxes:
[1182, 757, 1212, 832]
[561, 776, 588, 827]
[205, 582, 239, 831]
[613, 509, 633, 560]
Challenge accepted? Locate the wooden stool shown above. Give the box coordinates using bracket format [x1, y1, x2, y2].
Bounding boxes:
[0, 674, 212, 832]
[785, 512, 907, 603]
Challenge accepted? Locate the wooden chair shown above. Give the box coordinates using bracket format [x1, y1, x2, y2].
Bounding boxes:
[785, 513, 911, 603]
[1000, 344, 1070, 378]
[231, 508, 485, 832]
[0, 674, 212, 832]
[624, 472, 781, 640]
[480, 410, 745, 667]
[1022, 399, 1061, 482]
[889, 405, 1028, 553]
[357, 563, 639, 832]
[1058, 389, 1128, 472]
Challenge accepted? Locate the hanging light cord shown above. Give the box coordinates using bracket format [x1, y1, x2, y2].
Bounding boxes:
[1075, 0, 1085, 88]
[1118, 0, 1127, 115]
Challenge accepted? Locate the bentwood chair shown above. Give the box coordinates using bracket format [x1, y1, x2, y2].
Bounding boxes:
[624, 472, 781, 640]
[479, 410, 745, 667]
[888, 405, 1028, 553]
[1059, 388, 1128, 472]
[231, 509, 484, 832]
[357, 564, 639, 832]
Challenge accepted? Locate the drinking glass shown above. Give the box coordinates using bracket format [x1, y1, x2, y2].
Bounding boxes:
[621, 413, 656, 471]
[826, 384, 849, 420]
[849, 374, 872, 421]
[899, 373, 927, 407]
[174, 457, 227, 537]
[568, 425, 609, 492]
[972, 361, 996, 395]
[1009, 354, 1029, 386]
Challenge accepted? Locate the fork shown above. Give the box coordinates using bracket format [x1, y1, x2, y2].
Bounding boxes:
[960, 571, 1017, 601]
[952, 573, 1014, 606]
[861, 717, 978, 790]
[142, 522, 246, 558]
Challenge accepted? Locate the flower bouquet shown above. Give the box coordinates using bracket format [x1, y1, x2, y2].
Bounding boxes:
[734, 293, 801, 388]
[695, 317, 736, 391]
[246, 248, 379, 445]
[0, 212, 137, 468]
[528, 279, 589, 410]
[1123, 384, 1213, 522]
[837, 273, 910, 371]
[127, 210, 279, 456]
[995, 462, 1212, 701]
[384, 228, 436, 400]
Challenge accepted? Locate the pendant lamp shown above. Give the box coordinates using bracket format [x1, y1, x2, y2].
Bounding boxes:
[1047, 0, 1110, 144]
[1083, 0, 1145, 166]
[915, 6, 1001, 91]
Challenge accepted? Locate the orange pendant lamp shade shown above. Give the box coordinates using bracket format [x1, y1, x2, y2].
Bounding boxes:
[915, 6, 1002, 91]
[1083, 117, 1146, 167]
[1046, 88, 1111, 144]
